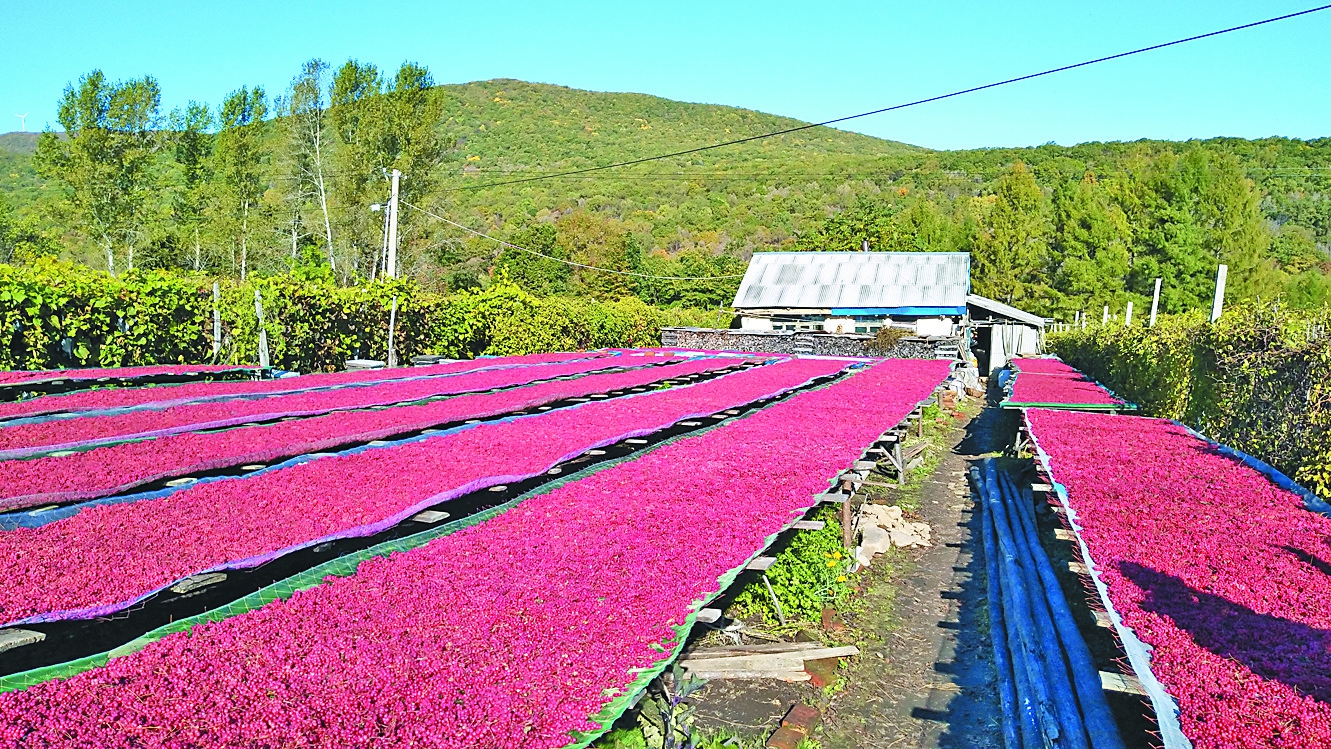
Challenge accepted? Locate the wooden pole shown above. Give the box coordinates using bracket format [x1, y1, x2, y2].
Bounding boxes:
[253, 289, 270, 369]
[1210, 264, 1228, 323]
[1149, 278, 1162, 327]
[387, 295, 399, 368]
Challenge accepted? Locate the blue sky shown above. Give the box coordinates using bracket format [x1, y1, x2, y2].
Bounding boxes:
[1, 1, 1327, 150]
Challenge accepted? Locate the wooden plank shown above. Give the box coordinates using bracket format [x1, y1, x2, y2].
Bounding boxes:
[0, 629, 46, 653]
[1054, 529, 1077, 541]
[1093, 610, 1115, 629]
[1068, 561, 1090, 575]
[625, 438, 648, 444]
[412, 510, 451, 524]
[683, 642, 830, 658]
[1100, 671, 1148, 696]
[696, 608, 723, 623]
[815, 493, 848, 504]
[170, 572, 228, 595]
[680, 654, 806, 672]
[1031, 482, 1054, 493]
[792, 520, 825, 530]
[853, 460, 877, 471]
[746, 557, 777, 571]
[682, 669, 810, 682]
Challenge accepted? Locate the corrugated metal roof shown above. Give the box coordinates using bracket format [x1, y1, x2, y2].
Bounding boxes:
[966, 294, 1046, 327]
[733, 252, 971, 310]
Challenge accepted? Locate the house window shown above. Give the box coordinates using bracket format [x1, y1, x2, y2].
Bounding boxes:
[855, 326, 868, 334]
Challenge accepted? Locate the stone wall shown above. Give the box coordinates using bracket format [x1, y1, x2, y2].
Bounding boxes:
[660, 327, 959, 359]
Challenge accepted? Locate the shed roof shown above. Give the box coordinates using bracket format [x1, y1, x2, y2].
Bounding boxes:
[966, 294, 1046, 327]
[732, 252, 970, 310]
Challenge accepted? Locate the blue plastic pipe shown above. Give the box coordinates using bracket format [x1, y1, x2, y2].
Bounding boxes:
[999, 471, 1127, 749]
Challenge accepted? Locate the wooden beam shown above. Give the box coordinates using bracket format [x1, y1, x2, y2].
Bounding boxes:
[746, 557, 777, 571]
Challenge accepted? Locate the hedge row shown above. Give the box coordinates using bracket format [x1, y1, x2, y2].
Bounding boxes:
[1047, 304, 1331, 500]
[0, 261, 718, 374]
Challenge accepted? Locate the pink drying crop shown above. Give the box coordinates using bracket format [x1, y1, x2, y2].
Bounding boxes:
[0, 363, 255, 386]
[0, 356, 632, 457]
[0, 357, 843, 625]
[1008, 371, 1122, 405]
[1010, 357, 1081, 376]
[0, 357, 737, 509]
[0, 358, 948, 748]
[1027, 409, 1331, 749]
[0, 351, 601, 420]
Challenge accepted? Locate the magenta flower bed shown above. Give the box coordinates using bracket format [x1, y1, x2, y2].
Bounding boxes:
[0, 358, 947, 748]
[0, 356, 636, 458]
[0, 351, 601, 421]
[0, 357, 841, 626]
[1027, 408, 1331, 749]
[0, 363, 256, 386]
[0, 357, 739, 510]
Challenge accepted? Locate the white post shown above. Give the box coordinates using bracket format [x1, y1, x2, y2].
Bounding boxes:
[1149, 278, 1162, 327]
[387, 295, 399, 368]
[1102, 305, 1109, 325]
[386, 169, 401, 278]
[1210, 264, 1228, 323]
[212, 282, 222, 359]
[253, 289, 270, 369]
[1125, 301, 1133, 327]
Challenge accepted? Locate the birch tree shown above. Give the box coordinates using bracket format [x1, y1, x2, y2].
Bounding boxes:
[212, 86, 268, 280]
[33, 70, 161, 275]
[283, 59, 336, 270]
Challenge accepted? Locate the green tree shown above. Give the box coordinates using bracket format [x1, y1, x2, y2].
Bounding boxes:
[211, 86, 269, 280]
[33, 70, 161, 275]
[972, 162, 1050, 306]
[168, 101, 213, 271]
[496, 223, 570, 295]
[281, 59, 335, 270]
[330, 59, 387, 275]
[1049, 173, 1132, 317]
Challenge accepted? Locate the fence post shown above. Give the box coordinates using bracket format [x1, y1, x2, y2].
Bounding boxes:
[1210, 265, 1228, 323]
[1149, 278, 1161, 327]
[387, 295, 399, 368]
[212, 282, 221, 361]
[254, 289, 270, 369]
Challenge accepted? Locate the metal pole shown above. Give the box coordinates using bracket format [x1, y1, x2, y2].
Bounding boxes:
[386, 169, 401, 278]
[253, 289, 270, 369]
[1210, 264, 1228, 323]
[1149, 278, 1161, 327]
[1124, 301, 1133, 327]
[211, 282, 221, 360]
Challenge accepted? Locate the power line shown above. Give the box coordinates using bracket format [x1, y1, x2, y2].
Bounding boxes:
[400, 201, 747, 281]
[442, 5, 1331, 194]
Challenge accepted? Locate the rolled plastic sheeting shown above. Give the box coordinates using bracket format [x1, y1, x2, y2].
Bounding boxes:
[975, 459, 1127, 749]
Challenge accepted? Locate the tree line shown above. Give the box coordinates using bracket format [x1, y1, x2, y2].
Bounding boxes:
[29, 60, 443, 282]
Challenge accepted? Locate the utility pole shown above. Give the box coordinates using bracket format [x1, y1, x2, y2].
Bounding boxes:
[386, 169, 401, 278]
[1149, 278, 1162, 328]
[1210, 264, 1228, 323]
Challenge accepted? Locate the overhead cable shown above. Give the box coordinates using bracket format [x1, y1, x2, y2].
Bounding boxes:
[442, 5, 1331, 193]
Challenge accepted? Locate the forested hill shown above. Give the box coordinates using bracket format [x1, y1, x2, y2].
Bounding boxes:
[1, 71, 1329, 319]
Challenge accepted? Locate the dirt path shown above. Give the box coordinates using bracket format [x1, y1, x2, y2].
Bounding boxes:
[819, 405, 1014, 749]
